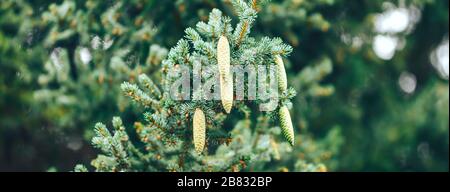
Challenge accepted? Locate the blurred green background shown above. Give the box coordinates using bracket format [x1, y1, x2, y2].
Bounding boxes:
[0, 0, 448, 172]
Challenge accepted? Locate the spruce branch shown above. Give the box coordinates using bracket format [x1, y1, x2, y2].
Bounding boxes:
[121, 82, 159, 108]
[81, 0, 304, 172]
[138, 74, 162, 99]
[91, 122, 130, 171]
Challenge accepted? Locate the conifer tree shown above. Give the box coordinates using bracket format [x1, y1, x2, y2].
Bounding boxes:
[76, 0, 339, 172]
[1, 0, 447, 172]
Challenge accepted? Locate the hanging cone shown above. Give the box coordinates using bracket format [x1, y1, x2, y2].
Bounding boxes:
[193, 108, 206, 153]
[217, 35, 233, 113]
[279, 106, 295, 146]
[275, 55, 288, 92]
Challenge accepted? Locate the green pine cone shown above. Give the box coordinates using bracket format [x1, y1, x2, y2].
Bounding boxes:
[275, 55, 288, 92]
[193, 108, 206, 154]
[279, 106, 295, 146]
[217, 35, 233, 113]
